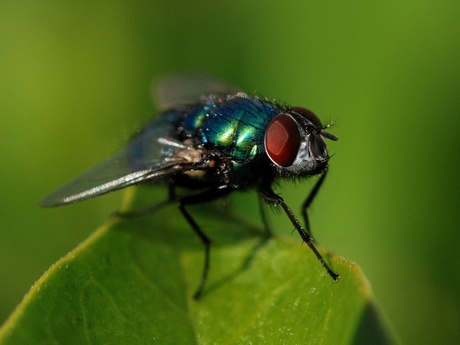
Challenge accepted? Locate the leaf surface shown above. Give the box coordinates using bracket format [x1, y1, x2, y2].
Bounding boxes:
[0, 187, 396, 344]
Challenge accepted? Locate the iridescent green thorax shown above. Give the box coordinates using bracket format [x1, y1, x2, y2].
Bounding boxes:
[181, 95, 283, 181]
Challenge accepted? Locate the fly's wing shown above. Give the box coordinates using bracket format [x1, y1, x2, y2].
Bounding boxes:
[42, 76, 239, 207]
[154, 74, 241, 111]
[41, 111, 189, 207]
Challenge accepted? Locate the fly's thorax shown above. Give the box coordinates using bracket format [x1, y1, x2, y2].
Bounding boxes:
[264, 107, 337, 178]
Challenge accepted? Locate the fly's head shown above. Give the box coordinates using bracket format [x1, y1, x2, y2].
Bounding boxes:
[264, 107, 338, 178]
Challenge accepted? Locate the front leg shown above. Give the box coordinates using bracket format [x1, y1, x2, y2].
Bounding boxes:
[301, 170, 328, 240]
[259, 185, 339, 281]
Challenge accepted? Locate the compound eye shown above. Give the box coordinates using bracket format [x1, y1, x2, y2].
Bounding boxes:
[265, 114, 301, 167]
[291, 107, 323, 129]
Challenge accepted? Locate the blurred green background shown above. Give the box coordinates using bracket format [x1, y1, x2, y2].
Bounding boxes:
[1, 1, 459, 344]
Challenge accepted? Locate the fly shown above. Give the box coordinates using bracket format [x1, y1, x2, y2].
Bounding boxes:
[41, 75, 340, 299]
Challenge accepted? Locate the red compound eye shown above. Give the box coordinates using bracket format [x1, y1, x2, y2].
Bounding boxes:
[265, 114, 301, 167]
[291, 107, 323, 128]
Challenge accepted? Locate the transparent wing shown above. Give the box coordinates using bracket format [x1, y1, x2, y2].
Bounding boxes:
[42, 76, 239, 207]
[153, 74, 240, 111]
[41, 111, 188, 207]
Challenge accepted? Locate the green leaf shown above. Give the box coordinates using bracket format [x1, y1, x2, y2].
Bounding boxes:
[0, 187, 396, 344]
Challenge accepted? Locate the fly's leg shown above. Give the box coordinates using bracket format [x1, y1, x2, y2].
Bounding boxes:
[259, 185, 339, 281]
[301, 170, 328, 240]
[178, 185, 232, 300]
[114, 185, 176, 219]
